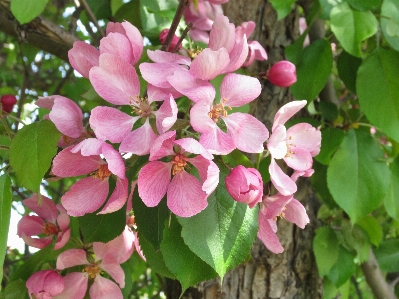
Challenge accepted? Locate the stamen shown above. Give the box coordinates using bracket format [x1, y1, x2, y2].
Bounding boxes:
[208, 102, 229, 122]
[92, 164, 112, 180]
[171, 155, 188, 175]
[43, 222, 59, 236]
[130, 95, 152, 117]
[83, 264, 102, 279]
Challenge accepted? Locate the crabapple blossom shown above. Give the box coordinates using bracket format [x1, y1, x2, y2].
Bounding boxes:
[17, 194, 70, 250]
[138, 131, 219, 217]
[159, 29, 182, 52]
[267, 60, 297, 87]
[1, 94, 17, 113]
[26, 270, 64, 299]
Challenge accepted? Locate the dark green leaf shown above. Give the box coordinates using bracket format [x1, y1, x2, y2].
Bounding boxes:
[347, 0, 381, 11]
[328, 246, 356, 287]
[114, 0, 142, 29]
[0, 174, 12, 286]
[357, 48, 399, 142]
[315, 127, 345, 165]
[318, 101, 339, 121]
[384, 156, 399, 220]
[374, 239, 399, 272]
[337, 50, 362, 93]
[258, 155, 271, 183]
[381, 0, 399, 51]
[10, 0, 49, 24]
[327, 129, 390, 223]
[86, 0, 112, 19]
[313, 226, 340, 276]
[9, 121, 60, 193]
[312, 161, 339, 208]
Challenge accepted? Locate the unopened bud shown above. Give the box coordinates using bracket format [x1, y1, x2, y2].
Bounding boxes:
[159, 29, 182, 52]
[1, 94, 17, 113]
[267, 60, 297, 87]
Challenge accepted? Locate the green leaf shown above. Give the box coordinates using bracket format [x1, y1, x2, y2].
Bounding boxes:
[357, 48, 399, 142]
[315, 127, 345, 165]
[312, 161, 339, 208]
[347, 0, 381, 11]
[330, 2, 378, 57]
[290, 39, 333, 101]
[178, 166, 258, 279]
[133, 188, 169, 250]
[9, 121, 60, 193]
[78, 205, 126, 243]
[258, 155, 271, 183]
[114, 0, 142, 29]
[327, 129, 390, 223]
[86, 0, 112, 19]
[0, 174, 11, 289]
[384, 156, 399, 220]
[356, 215, 383, 246]
[381, 0, 399, 53]
[318, 101, 339, 121]
[337, 50, 362, 93]
[318, 0, 342, 20]
[111, 0, 124, 15]
[3, 279, 28, 299]
[10, 0, 49, 24]
[341, 221, 370, 262]
[328, 246, 356, 287]
[222, 149, 253, 168]
[374, 239, 399, 272]
[161, 216, 217, 292]
[269, 0, 296, 20]
[313, 226, 340, 276]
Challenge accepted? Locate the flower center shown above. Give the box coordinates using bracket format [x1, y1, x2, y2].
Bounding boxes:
[92, 164, 112, 180]
[188, 47, 202, 59]
[42, 222, 59, 236]
[84, 263, 102, 279]
[130, 95, 152, 117]
[171, 154, 188, 176]
[208, 101, 231, 123]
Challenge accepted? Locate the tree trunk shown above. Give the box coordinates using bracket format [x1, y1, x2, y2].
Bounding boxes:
[166, 1, 323, 298]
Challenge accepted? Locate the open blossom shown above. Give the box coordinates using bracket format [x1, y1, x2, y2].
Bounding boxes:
[225, 165, 263, 208]
[17, 194, 70, 250]
[51, 138, 128, 216]
[26, 270, 64, 299]
[138, 131, 219, 217]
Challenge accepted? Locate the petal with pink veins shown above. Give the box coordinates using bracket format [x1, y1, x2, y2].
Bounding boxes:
[224, 113, 269, 153]
[222, 35, 248, 74]
[269, 159, 297, 196]
[68, 41, 100, 78]
[71, 138, 104, 156]
[100, 32, 133, 64]
[119, 119, 158, 155]
[90, 53, 140, 105]
[90, 276, 123, 299]
[286, 123, 322, 156]
[57, 249, 88, 269]
[61, 177, 109, 216]
[272, 100, 307, 131]
[147, 84, 182, 102]
[188, 156, 219, 195]
[267, 124, 287, 159]
[263, 194, 292, 219]
[98, 178, 128, 214]
[149, 131, 176, 161]
[174, 138, 213, 160]
[147, 50, 191, 65]
[189, 48, 230, 81]
[102, 144, 126, 179]
[122, 21, 143, 65]
[90, 107, 137, 143]
[99, 257, 126, 288]
[21, 235, 52, 249]
[53, 272, 88, 299]
[138, 161, 171, 207]
[208, 14, 235, 52]
[23, 194, 58, 222]
[167, 171, 208, 217]
[199, 127, 235, 155]
[285, 198, 310, 229]
[54, 228, 71, 250]
[190, 100, 216, 133]
[140, 62, 185, 89]
[257, 213, 284, 254]
[284, 147, 313, 171]
[220, 73, 261, 107]
[17, 215, 44, 237]
[153, 95, 178, 134]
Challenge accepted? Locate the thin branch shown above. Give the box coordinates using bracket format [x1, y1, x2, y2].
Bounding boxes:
[53, 67, 74, 94]
[78, 0, 105, 38]
[172, 22, 193, 53]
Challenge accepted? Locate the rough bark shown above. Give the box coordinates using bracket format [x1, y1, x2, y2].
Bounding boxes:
[166, 1, 323, 298]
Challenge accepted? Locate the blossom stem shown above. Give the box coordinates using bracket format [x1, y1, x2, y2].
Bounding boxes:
[172, 22, 193, 53]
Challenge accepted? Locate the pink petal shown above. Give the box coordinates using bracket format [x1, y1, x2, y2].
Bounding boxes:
[221, 73, 261, 107]
[54, 228, 70, 250]
[199, 127, 235, 155]
[53, 272, 88, 299]
[68, 41, 100, 78]
[23, 194, 58, 222]
[71, 138, 105, 156]
[269, 159, 297, 196]
[189, 48, 230, 80]
[189, 100, 216, 133]
[102, 143, 126, 179]
[56, 206, 70, 230]
[267, 124, 287, 159]
[99, 257, 125, 287]
[272, 100, 307, 131]
[257, 213, 284, 254]
[147, 49, 191, 65]
[139, 62, 185, 89]
[17, 215, 44, 237]
[61, 177, 109, 216]
[285, 198, 310, 229]
[122, 21, 144, 65]
[26, 270, 64, 298]
[90, 106, 137, 143]
[90, 276, 123, 299]
[286, 123, 322, 156]
[100, 32, 133, 63]
[167, 171, 208, 217]
[174, 138, 213, 160]
[153, 95, 178, 134]
[119, 119, 158, 155]
[222, 35, 248, 73]
[98, 178, 128, 214]
[36, 97, 54, 110]
[138, 161, 171, 207]
[57, 249, 88, 269]
[147, 84, 182, 101]
[188, 156, 219, 195]
[283, 147, 313, 171]
[224, 113, 269, 153]
[149, 131, 176, 161]
[209, 14, 235, 52]
[263, 194, 292, 219]
[21, 235, 52, 249]
[90, 53, 140, 105]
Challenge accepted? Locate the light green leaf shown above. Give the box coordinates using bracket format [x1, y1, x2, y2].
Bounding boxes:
[9, 120, 60, 193]
[347, 0, 381, 11]
[327, 129, 390, 223]
[328, 246, 356, 287]
[330, 2, 378, 57]
[269, 0, 296, 20]
[10, 0, 49, 24]
[0, 174, 12, 290]
[357, 48, 399, 142]
[374, 239, 399, 272]
[313, 226, 340, 276]
[356, 215, 383, 246]
[161, 216, 217, 292]
[381, 0, 399, 51]
[318, 0, 343, 20]
[384, 156, 399, 220]
[178, 166, 258, 279]
[290, 39, 332, 101]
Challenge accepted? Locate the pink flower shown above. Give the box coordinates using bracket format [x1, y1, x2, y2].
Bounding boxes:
[26, 270, 64, 299]
[267, 60, 297, 87]
[51, 138, 128, 216]
[138, 131, 219, 217]
[1, 94, 17, 113]
[17, 194, 70, 250]
[159, 29, 181, 52]
[225, 165, 263, 208]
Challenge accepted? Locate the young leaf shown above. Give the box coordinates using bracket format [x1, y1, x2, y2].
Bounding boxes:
[0, 174, 12, 288]
[10, 0, 49, 24]
[357, 48, 399, 143]
[313, 226, 340, 276]
[381, 0, 399, 51]
[327, 129, 390, 223]
[9, 120, 60, 193]
[161, 216, 217, 293]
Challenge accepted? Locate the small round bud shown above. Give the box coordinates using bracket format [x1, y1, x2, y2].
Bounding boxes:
[1, 94, 17, 113]
[267, 60, 297, 87]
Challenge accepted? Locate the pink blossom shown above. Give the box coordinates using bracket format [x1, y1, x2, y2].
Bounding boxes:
[159, 29, 182, 52]
[17, 194, 70, 250]
[138, 131, 219, 217]
[51, 138, 128, 216]
[225, 165, 263, 208]
[1, 94, 17, 113]
[267, 60, 297, 87]
[26, 270, 64, 299]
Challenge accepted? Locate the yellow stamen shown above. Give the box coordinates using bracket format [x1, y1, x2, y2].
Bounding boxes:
[208, 101, 230, 122]
[83, 264, 102, 279]
[171, 155, 188, 176]
[92, 164, 112, 180]
[42, 222, 59, 236]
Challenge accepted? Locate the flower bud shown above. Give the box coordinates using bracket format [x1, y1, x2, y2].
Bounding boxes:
[267, 60, 297, 87]
[26, 270, 65, 299]
[225, 165, 263, 208]
[159, 29, 182, 52]
[1, 94, 17, 113]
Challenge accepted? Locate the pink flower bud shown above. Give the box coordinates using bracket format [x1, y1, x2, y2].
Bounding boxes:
[159, 29, 181, 52]
[225, 165, 263, 208]
[267, 60, 297, 87]
[1, 94, 17, 113]
[26, 270, 64, 299]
